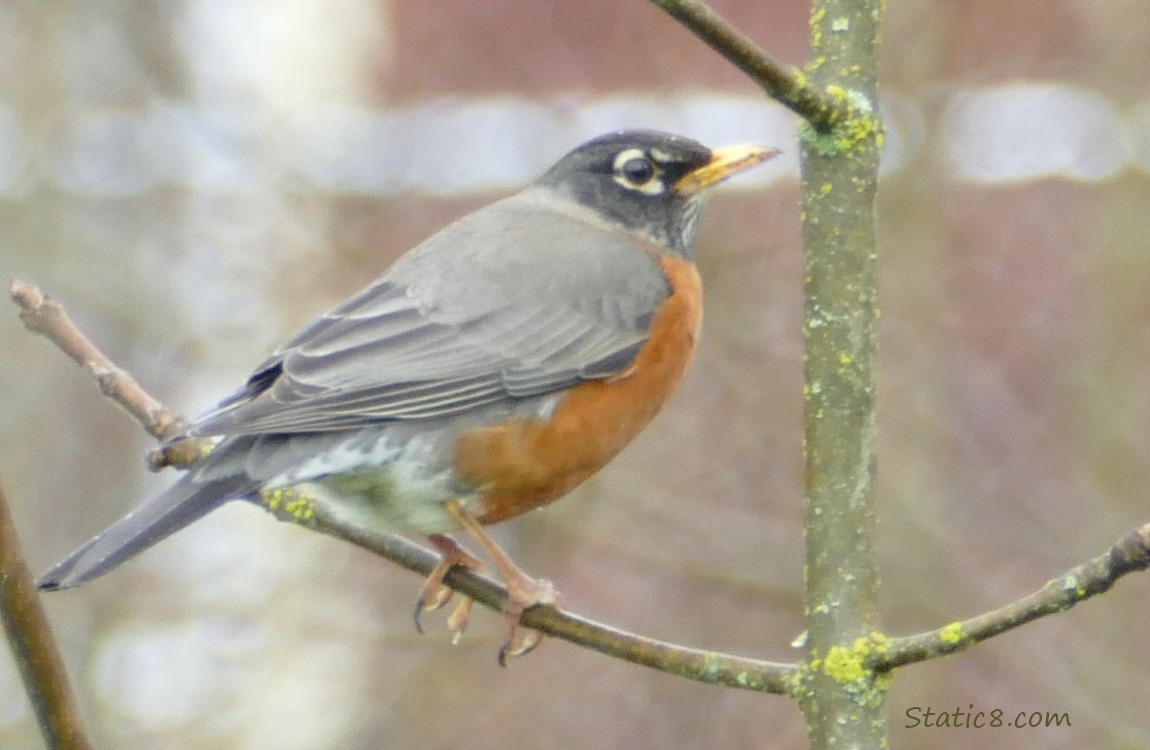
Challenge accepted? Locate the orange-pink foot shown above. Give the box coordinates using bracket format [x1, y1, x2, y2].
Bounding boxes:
[413, 534, 483, 645]
[443, 499, 563, 665]
[496, 573, 561, 665]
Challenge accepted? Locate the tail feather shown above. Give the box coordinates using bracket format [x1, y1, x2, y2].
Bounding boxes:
[38, 475, 256, 591]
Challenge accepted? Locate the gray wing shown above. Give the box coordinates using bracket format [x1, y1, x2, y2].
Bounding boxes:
[191, 190, 671, 436]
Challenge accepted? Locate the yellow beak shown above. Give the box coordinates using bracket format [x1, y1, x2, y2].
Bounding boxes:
[673, 144, 781, 196]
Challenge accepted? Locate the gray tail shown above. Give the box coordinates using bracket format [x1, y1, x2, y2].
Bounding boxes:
[38, 474, 256, 591]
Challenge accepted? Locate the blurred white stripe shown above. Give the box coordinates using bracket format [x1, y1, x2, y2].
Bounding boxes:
[941, 83, 1128, 182]
[5, 95, 802, 196]
[3, 84, 1149, 196]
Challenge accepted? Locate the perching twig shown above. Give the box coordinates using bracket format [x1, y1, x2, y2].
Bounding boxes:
[308, 505, 798, 692]
[10, 278, 798, 693]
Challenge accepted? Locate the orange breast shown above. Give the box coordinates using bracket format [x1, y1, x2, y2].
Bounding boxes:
[453, 253, 703, 525]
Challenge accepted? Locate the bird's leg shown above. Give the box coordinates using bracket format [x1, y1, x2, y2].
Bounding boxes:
[444, 499, 560, 665]
[414, 534, 483, 644]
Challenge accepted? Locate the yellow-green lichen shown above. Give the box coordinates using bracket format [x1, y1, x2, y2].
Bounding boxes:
[940, 621, 964, 645]
[810, 6, 827, 38]
[839, 111, 882, 153]
[798, 84, 882, 157]
[261, 487, 317, 523]
[787, 660, 813, 699]
[818, 633, 891, 709]
[1062, 573, 1088, 597]
[824, 644, 866, 683]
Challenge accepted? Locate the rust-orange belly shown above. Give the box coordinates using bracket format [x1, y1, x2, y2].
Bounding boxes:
[453, 253, 703, 525]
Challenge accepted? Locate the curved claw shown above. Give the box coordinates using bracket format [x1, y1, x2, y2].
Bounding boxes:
[413, 580, 454, 634]
[496, 577, 561, 667]
[414, 534, 484, 639]
[498, 627, 543, 667]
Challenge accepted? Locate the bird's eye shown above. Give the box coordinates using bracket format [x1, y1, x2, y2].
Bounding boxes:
[612, 149, 663, 194]
[620, 157, 655, 185]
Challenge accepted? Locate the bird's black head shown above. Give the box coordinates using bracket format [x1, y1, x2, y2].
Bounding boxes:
[536, 130, 777, 256]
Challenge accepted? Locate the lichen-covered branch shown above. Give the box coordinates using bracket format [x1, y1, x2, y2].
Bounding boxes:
[647, 0, 844, 130]
[796, 0, 885, 747]
[874, 521, 1150, 670]
[0, 481, 94, 750]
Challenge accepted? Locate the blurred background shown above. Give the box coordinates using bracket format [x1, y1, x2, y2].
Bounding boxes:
[2, 1, 1148, 748]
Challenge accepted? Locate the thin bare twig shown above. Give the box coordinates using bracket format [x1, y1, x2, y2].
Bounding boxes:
[9, 280, 206, 469]
[11, 278, 797, 692]
[11, 280, 182, 443]
[874, 521, 1150, 670]
[0, 481, 94, 750]
[647, 0, 843, 130]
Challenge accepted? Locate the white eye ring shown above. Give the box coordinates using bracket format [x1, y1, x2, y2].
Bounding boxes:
[612, 148, 664, 195]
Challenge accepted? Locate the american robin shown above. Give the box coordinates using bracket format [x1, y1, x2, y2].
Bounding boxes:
[39, 129, 778, 661]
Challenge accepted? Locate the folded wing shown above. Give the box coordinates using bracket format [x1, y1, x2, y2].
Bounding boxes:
[192, 192, 671, 436]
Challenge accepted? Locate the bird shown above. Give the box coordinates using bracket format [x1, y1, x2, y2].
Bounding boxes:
[38, 129, 778, 662]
